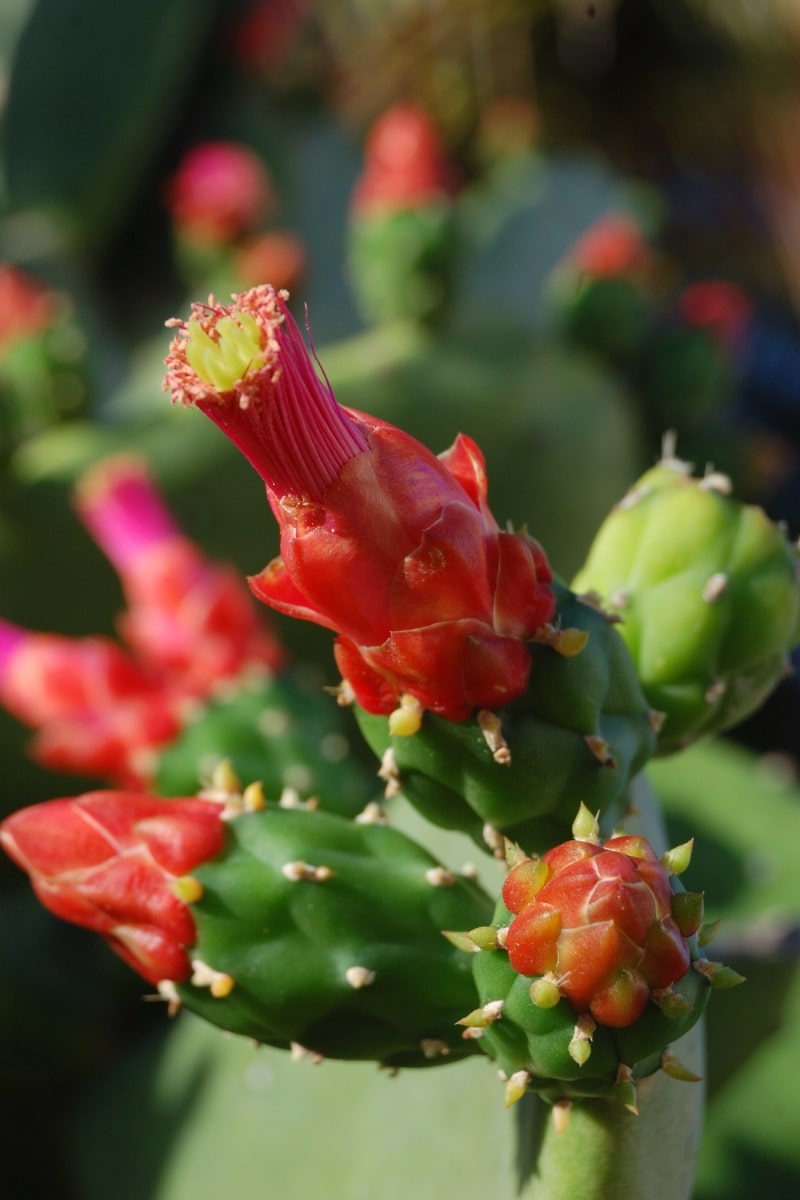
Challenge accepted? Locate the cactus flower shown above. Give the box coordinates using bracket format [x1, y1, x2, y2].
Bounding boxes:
[73, 454, 285, 699]
[164, 141, 274, 246]
[0, 790, 225, 984]
[164, 285, 556, 723]
[0, 619, 181, 787]
[502, 823, 691, 1027]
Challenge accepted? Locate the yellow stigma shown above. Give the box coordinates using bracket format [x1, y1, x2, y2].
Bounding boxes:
[185, 312, 265, 390]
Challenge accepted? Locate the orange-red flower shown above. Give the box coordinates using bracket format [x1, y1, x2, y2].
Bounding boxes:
[0, 791, 225, 984]
[164, 285, 556, 722]
[503, 830, 692, 1028]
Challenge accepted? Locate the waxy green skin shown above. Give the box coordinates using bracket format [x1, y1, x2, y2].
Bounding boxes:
[156, 670, 373, 818]
[176, 806, 492, 1068]
[471, 896, 711, 1104]
[355, 584, 657, 856]
[572, 461, 800, 754]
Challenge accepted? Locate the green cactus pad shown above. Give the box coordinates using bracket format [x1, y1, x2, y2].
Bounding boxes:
[354, 583, 657, 856]
[572, 458, 800, 754]
[470, 895, 711, 1105]
[174, 806, 492, 1068]
[155, 670, 373, 818]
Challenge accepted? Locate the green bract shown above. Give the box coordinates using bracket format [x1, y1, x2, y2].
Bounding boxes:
[572, 458, 800, 754]
[175, 806, 492, 1068]
[354, 583, 658, 856]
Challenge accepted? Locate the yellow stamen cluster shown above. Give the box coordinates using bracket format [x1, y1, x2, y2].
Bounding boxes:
[185, 312, 266, 391]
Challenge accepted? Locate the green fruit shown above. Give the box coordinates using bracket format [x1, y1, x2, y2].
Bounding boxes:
[174, 805, 492, 1068]
[572, 457, 800, 753]
[354, 583, 658, 856]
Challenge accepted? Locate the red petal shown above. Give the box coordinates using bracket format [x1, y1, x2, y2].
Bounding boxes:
[506, 904, 561, 976]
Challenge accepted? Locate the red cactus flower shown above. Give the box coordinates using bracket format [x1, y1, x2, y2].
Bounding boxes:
[73, 454, 285, 698]
[351, 104, 458, 216]
[502, 823, 692, 1028]
[677, 280, 753, 358]
[0, 619, 182, 787]
[163, 285, 556, 725]
[0, 791, 225, 984]
[164, 141, 274, 245]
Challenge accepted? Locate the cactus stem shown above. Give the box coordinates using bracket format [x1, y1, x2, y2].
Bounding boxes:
[377, 746, 402, 798]
[345, 965, 376, 989]
[584, 734, 617, 768]
[281, 861, 335, 882]
[551, 1099, 572, 1135]
[504, 1070, 532, 1108]
[355, 801, 388, 824]
[661, 1051, 703, 1082]
[190, 959, 235, 997]
[661, 838, 694, 875]
[693, 960, 746, 988]
[477, 709, 512, 764]
[388, 693, 423, 736]
[425, 865, 457, 887]
[172, 875, 204, 903]
[702, 572, 728, 603]
[572, 802, 601, 843]
[420, 1039, 450, 1058]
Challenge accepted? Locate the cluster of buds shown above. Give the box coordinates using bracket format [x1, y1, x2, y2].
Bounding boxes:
[0, 455, 283, 787]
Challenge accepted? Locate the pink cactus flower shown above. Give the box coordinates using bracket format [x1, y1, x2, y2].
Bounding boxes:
[73, 455, 285, 698]
[0, 620, 181, 787]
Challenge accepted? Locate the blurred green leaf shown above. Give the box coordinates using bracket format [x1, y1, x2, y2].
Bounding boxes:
[2, 0, 224, 254]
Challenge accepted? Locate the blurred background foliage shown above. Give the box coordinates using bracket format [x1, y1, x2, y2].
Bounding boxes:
[3, 1, 800, 1197]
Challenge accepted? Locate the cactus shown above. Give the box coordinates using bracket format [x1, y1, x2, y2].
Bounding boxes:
[354, 582, 658, 855]
[154, 667, 374, 820]
[460, 807, 738, 1112]
[0, 770, 492, 1069]
[572, 453, 800, 753]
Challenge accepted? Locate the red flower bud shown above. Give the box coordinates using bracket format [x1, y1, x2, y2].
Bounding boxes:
[0, 791, 225, 984]
[164, 286, 556, 721]
[502, 832, 691, 1028]
[73, 454, 285, 698]
[564, 214, 651, 280]
[0, 263, 56, 350]
[0, 620, 181, 787]
[350, 104, 458, 215]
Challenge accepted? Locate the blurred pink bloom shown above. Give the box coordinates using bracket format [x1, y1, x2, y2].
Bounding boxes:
[73, 454, 285, 699]
[351, 104, 459, 216]
[164, 142, 274, 245]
